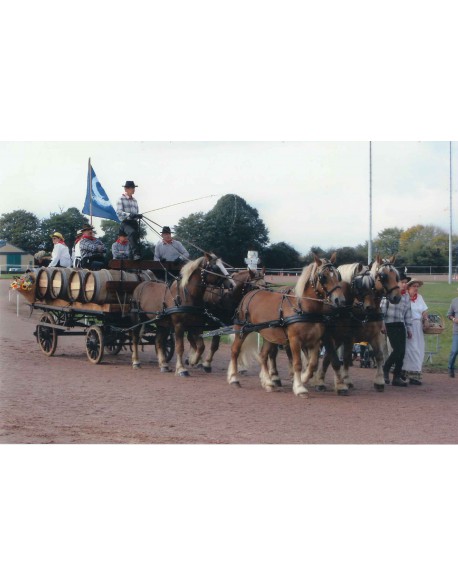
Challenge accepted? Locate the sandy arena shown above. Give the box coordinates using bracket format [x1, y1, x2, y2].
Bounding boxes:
[1, 279, 457, 444]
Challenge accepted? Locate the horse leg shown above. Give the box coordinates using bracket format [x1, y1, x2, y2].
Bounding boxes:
[174, 323, 189, 377]
[289, 337, 308, 397]
[202, 335, 219, 373]
[131, 325, 141, 369]
[227, 331, 249, 387]
[371, 332, 386, 392]
[189, 332, 206, 369]
[315, 349, 331, 391]
[259, 340, 278, 392]
[341, 338, 354, 388]
[267, 343, 282, 387]
[300, 344, 320, 388]
[328, 343, 349, 396]
[155, 326, 172, 372]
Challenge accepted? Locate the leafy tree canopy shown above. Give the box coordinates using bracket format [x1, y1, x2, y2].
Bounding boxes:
[261, 242, 302, 268]
[40, 207, 89, 250]
[0, 209, 41, 253]
[175, 195, 269, 266]
[374, 227, 404, 257]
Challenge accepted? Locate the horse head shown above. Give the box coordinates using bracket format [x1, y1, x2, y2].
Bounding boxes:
[352, 270, 377, 312]
[295, 253, 346, 307]
[370, 254, 401, 304]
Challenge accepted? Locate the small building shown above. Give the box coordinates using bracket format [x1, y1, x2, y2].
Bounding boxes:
[0, 241, 34, 273]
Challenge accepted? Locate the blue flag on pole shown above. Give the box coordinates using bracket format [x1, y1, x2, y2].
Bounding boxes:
[83, 163, 120, 222]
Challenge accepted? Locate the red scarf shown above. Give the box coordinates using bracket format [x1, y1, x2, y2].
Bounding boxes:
[116, 238, 128, 244]
[82, 234, 96, 241]
[410, 293, 418, 302]
[56, 239, 66, 246]
[74, 236, 83, 244]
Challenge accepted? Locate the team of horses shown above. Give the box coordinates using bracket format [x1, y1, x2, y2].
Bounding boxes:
[128, 252, 401, 397]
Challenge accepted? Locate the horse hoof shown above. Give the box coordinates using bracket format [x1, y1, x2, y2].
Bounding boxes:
[203, 366, 212, 373]
[346, 382, 355, 389]
[194, 363, 204, 370]
[230, 381, 241, 387]
[337, 389, 349, 396]
[160, 366, 171, 373]
[374, 383, 385, 392]
[272, 380, 282, 387]
[296, 391, 309, 398]
[132, 364, 141, 369]
[178, 371, 190, 377]
[315, 385, 326, 392]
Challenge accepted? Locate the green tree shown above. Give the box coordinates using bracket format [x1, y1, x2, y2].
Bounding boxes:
[175, 195, 269, 266]
[0, 209, 41, 252]
[261, 242, 302, 268]
[373, 227, 404, 257]
[40, 207, 89, 250]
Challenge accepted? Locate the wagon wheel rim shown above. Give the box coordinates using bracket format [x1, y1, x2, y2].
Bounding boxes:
[37, 312, 58, 356]
[105, 338, 124, 355]
[164, 331, 175, 363]
[86, 325, 105, 364]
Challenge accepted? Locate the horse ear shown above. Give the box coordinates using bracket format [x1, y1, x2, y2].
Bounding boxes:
[376, 254, 382, 264]
[313, 253, 322, 265]
[330, 252, 337, 264]
[389, 254, 396, 264]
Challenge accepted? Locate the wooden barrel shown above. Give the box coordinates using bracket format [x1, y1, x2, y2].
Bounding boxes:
[36, 267, 53, 299]
[68, 269, 90, 302]
[83, 269, 141, 304]
[49, 267, 73, 300]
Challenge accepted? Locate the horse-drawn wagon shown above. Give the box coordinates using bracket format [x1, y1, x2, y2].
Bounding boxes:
[13, 261, 180, 365]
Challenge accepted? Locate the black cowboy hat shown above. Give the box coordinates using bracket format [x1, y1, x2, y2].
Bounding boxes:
[160, 226, 172, 234]
[398, 270, 410, 282]
[81, 224, 96, 233]
[123, 181, 138, 188]
[118, 229, 128, 237]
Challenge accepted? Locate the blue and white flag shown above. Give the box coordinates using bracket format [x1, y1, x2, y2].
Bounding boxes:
[82, 162, 120, 222]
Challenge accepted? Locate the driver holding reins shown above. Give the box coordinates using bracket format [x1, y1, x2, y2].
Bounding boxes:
[116, 180, 142, 260]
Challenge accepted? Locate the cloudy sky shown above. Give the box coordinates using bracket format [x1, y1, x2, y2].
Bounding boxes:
[1, 141, 455, 254]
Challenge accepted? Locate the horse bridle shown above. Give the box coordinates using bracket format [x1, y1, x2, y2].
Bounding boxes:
[374, 263, 400, 296]
[313, 262, 343, 300]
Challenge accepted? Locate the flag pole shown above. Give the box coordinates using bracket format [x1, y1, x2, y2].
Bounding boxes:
[449, 142, 453, 285]
[88, 157, 93, 225]
[368, 141, 373, 264]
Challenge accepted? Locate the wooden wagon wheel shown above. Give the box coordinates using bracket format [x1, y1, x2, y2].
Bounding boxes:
[37, 312, 58, 356]
[85, 325, 105, 364]
[164, 330, 175, 363]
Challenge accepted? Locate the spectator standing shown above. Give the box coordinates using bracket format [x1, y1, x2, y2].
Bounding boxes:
[402, 279, 429, 385]
[446, 291, 458, 378]
[381, 271, 413, 386]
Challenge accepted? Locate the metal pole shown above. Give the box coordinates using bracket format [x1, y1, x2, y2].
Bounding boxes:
[89, 157, 93, 225]
[449, 142, 453, 284]
[368, 141, 373, 264]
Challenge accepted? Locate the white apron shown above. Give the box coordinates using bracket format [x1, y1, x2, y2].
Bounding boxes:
[402, 294, 428, 372]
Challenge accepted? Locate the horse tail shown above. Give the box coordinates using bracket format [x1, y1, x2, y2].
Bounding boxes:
[229, 332, 260, 370]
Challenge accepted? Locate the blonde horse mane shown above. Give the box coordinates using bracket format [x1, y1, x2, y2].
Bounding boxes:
[338, 263, 365, 284]
[180, 256, 205, 289]
[294, 259, 321, 298]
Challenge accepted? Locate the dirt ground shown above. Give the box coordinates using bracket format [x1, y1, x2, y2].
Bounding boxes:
[1, 280, 457, 444]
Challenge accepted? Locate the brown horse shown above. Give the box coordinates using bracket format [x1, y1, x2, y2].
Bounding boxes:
[130, 254, 228, 375]
[186, 268, 267, 372]
[316, 256, 401, 391]
[227, 254, 346, 397]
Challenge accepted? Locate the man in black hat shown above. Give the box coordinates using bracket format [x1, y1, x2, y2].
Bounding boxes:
[153, 226, 189, 263]
[79, 225, 106, 270]
[116, 181, 142, 260]
[380, 270, 413, 386]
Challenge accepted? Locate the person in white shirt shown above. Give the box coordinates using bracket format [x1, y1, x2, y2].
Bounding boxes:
[154, 226, 189, 262]
[48, 232, 72, 268]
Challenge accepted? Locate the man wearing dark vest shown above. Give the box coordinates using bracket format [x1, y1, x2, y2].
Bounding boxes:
[116, 180, 142, 260]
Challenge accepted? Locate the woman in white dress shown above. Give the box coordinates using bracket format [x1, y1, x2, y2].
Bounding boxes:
[402, 279, 429, 385]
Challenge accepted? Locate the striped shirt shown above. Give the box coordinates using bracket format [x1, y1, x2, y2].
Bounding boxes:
[116, 194, 139, 221]
[380, 294, 413, 329]
[112, 240, 131, 260]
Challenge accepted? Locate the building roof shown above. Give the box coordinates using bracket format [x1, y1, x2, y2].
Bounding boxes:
[0, 241, 28, 254]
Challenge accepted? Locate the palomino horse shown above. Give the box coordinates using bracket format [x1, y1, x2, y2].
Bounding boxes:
[130, 254, 228, 375]
[187, 268, 267, 372]
[227, 254, 347, 397]
[316, 255, 401, 392]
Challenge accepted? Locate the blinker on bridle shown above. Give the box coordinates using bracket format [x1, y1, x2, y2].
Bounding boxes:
[314, 263, 342, 299]
[375, 263, 400, 295]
